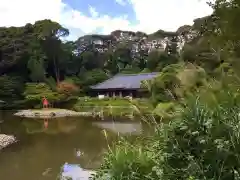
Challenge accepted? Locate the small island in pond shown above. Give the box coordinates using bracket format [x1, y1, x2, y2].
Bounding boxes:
[14, 108, 94, 118]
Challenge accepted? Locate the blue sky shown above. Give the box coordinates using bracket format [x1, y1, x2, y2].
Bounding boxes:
[0, 0, 213, 40]
[63, 0, 136, 21]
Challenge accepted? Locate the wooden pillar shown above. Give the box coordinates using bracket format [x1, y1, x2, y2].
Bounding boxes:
[113, 91, 115, 98]
[130, 92, 133, 97]
[119, 91, 122, 98]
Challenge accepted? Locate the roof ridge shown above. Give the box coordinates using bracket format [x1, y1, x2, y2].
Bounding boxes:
[91, 75, 117, 88]
[117, 72, 159, 76]
[91, 72, 159, 89]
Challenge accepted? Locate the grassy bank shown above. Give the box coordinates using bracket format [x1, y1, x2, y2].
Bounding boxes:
[92, 83, 240, 179]
[72, 97, 153, 118]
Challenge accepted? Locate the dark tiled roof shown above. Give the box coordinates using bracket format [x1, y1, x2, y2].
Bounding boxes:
[91, 72, 159, 90]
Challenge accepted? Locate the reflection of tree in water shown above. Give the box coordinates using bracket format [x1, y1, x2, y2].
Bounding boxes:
[0, 115, 139, 179]
[20, 117, 117, 169]
[22, 117, 78, 134]
[0, 112, 27, 136]
[0, 116, 121, 180]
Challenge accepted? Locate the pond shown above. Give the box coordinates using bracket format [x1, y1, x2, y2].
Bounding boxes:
[0, 111, 150, 180]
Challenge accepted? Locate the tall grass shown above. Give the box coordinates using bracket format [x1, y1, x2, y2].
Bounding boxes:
[73, 97, 153, 118]
[92, 80, 240, 180]
[93, 140, 158, 180]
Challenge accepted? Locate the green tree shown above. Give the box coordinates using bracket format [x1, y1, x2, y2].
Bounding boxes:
[0, 75, 25, 101]
[113, 43, 132, 69]
[210, 0, 240, 56]
[146, 50, 160, 71]
[62, 41, 82, 76]
[27, 55, 46, 82]
[27, 40, 46, 82]
[35, 20, 69, 84]
[78, 69, 108, 89]
[81, 51, 99, 70]
[23, 83, 65, 106]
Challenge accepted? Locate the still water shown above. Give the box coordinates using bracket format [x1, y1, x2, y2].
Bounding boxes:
[0, 111, 147, 180]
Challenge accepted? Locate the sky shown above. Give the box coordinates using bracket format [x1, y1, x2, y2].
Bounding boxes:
[0, 0, 213, 40]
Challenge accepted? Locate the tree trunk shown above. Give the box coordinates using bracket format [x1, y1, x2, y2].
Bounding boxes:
[53, 55, 60, 85]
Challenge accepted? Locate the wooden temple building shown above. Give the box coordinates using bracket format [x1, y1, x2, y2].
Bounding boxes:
[90, 72, 158, 98]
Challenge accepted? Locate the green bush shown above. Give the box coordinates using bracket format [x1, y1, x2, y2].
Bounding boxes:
[73, 97, 152, 117]
[154, 91, 240, 179]
[93, 140, 158, 180]
[0, 75, 25, 101]
[93, 78, 240, 180]
[23, 83, 66, 107]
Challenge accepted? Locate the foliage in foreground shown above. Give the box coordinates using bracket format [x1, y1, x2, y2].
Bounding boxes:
[93, 82, 240, 179]
[93, 140, 157, 180]
[73, 97, 153, 117]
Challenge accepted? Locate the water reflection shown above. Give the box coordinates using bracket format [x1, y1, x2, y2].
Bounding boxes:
[22, 118, 78, 134]
[44, 119, 48, 129]
[93, 121, 142, 135]
[60, 163, 94, 180]
[0, 112, 146, 180]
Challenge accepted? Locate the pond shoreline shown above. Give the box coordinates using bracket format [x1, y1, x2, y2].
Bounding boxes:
[13, 108, 139, 120]
[14, 108, 99, 118]
[0, 110, 144, 179]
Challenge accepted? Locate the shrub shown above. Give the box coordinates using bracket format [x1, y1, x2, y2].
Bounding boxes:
[23, 83, 65, 107]
[56, 81, 79, 96]
[93, 76, 240, 180]
[155, 93, 240, 179]
[93, 140, 158, 180]
[0, 75, 25, 101]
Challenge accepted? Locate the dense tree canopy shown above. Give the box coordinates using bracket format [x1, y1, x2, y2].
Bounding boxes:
[0, 19, 180, 105]
[1, 0, 238, 108]
[93, 1, 240, 179]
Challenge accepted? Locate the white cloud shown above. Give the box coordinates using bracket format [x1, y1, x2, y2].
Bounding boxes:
[89, 6, 99, 18]
[0, 0, 133, 40]
[0, 0, 213, 40]
[129, 0, 213, 32]
[61, 4, 133, 36]
[0, 0, 62, 27]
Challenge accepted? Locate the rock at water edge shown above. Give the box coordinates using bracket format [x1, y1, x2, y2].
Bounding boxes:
[0, 134, 17, 150]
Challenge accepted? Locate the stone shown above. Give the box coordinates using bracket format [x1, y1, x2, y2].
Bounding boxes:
[0, 134, 17, 150]
[14, 109, 93, 118]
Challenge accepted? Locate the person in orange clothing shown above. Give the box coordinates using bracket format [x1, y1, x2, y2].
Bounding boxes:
[42, 96, 49, 108]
